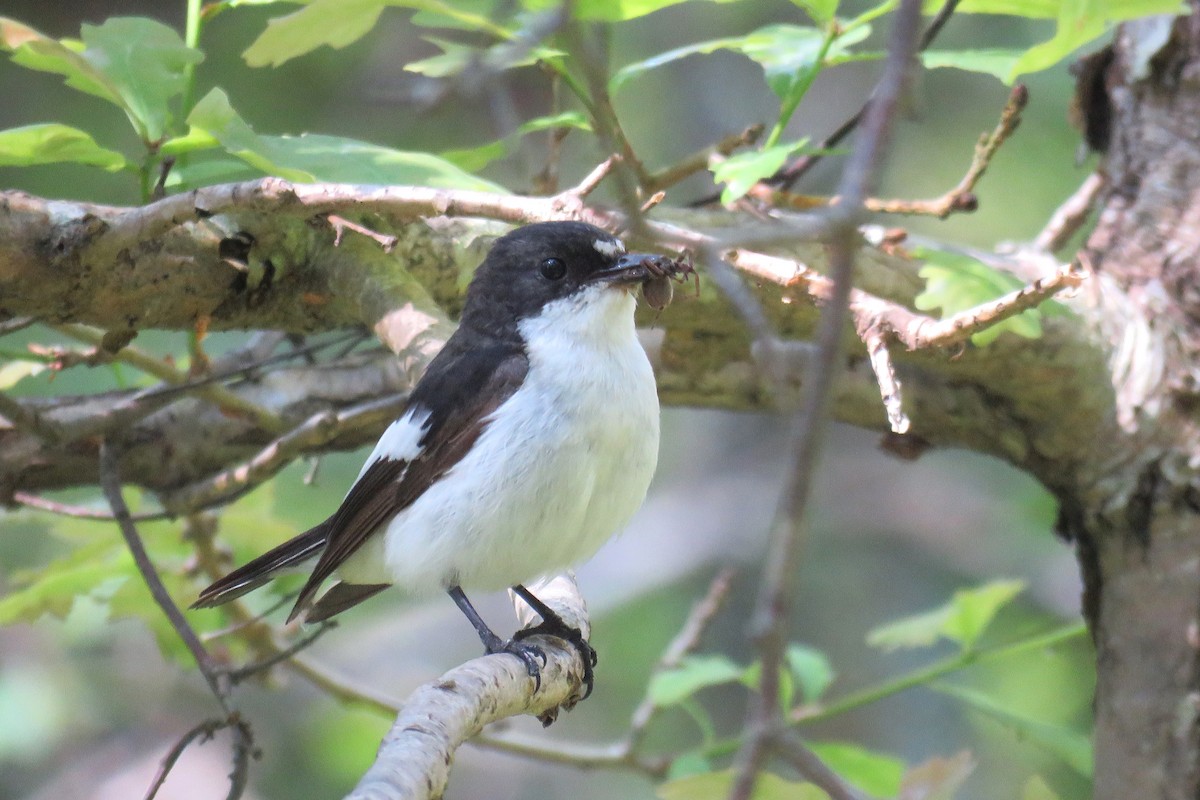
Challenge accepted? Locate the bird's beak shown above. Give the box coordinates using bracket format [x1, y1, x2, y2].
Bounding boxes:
[587, 253, 663, 287]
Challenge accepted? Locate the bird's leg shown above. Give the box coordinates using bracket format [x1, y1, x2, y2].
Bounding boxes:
[511, 583, 598, 699]
[447, 585, 547, 690]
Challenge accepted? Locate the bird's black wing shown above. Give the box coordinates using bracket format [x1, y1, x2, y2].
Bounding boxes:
[286, 337, 529, 622]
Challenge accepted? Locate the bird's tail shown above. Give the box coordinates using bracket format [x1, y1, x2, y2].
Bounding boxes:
[190, 522, 329, 609]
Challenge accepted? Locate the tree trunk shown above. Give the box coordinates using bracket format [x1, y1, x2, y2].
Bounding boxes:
[1070, 7, 1200, 797]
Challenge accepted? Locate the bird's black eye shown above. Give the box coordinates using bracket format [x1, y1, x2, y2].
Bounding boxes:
[539, 257, 567, 280]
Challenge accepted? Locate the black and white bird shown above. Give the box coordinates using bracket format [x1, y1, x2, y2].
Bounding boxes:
[193, 221, 665, 695]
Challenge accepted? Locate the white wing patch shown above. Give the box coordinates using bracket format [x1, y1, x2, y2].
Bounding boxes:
[592, 237, 625, 258]
[354, 407, 431, 482]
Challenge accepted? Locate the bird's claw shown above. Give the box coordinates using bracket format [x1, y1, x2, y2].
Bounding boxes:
[486, 638, 549, 691]
[514, 620, 597, 700]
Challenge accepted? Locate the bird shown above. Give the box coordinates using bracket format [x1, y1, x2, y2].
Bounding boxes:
[192, 220, 666, 697]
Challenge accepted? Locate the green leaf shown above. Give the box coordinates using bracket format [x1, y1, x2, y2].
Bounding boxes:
[919, 0, 1186, 79]
[666, 751, 714, 781]
[920, 49, 1023, 83]
[403, 34, 561, 79]
[0, 123, 126, 170]
[243, 0, 520, 68]
[923, 0, 1184, 19]
[0, 540, 129, 624]
[0, 17, 201, 142]
[658, 769, 830, 800]
[243, 0, 386, 67]
[808, 742, 906, 798]
[613, 24, 869, 96]
[0, 18, 122, 109]
[786, 644, 835, 703]
[913, 247, 1044, 346]
[791, 0, 840, 24]
[0, 357, 46, 390]
[935, 683, 1093, 777]
[712, 139, 809, 204]
[78, 18, 203, 141]
[649, 655, 746, 707]
[867, 579, 1026, 652]
[187, 88, 506, 190]
[524, 0, 750, 22]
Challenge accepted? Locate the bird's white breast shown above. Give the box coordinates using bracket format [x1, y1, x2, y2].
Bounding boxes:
[349, 285, 660, 594]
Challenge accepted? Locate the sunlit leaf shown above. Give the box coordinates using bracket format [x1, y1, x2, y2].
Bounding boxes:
[0, 123, 125, 170]
[809, 741, 905, 798]
[0, 18, 123, 111]
[658, 769, 830, 800]
[187, 88, 506, 190]
[935, 683, 1093, 777]
[0, 540, 128, 624]
[649, 654, 745, 707]
[524, 0, 750, 22]
[919, 0, 1185, 79]
[920, 49, 1023, 83]
[791, 0, 840, 24]
[786, 644, 835, 703]
[923, 0, 1184, 19]
[0, 17, 200, 141]
[867, 579, 1026, 652]
[78, 18, 202, 141]
[244, 0, 523, 67]
[711, 139, 810, 203]
[243, 0, 386, 67]
[0, 356, 47, 389]
[913, 247, 1046, 346]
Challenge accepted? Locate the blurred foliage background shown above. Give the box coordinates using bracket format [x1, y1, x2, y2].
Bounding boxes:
[0, 1, 1100, 798]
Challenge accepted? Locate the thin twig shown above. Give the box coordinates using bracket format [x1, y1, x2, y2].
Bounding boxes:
[98, 440, 229, 708]
[226, 622, 337, 684]
[729, 1, 923, 797]
[53, 324, 286, 433]
[143, 717, 227, 800]
[771, 0, 963, 191]
[162, 393, 409, 513]
[1035, 172, 1105, 252]
[0, 316, 36, 335]
[10, 490, 173, 522]
[763, 84, 1028, 219]
[906, 261, 1084, 349]
[646, 125, 764, 193]
[773, 729, 861, 800]
[325, 213, 399, 252]
[0, 391, 60, 442]
[862, 330, 910, 434]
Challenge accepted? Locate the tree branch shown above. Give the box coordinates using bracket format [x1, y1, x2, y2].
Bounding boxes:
[346, 577, 593, 800]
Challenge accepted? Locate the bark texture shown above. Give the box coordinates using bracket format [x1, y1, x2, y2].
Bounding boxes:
[1070, 8, 1200, 797]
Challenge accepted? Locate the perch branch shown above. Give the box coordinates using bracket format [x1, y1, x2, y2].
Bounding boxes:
[345, 577, 594, 800]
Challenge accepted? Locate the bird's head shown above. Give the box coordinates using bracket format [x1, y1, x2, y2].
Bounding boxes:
[460, 221, 663, 338]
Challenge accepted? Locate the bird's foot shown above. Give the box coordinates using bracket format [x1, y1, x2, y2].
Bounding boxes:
[481, 633, 549, 691]
[513, 616, 597, 700]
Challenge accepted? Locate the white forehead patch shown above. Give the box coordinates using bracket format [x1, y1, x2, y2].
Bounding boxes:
[592, 238, 625, 258]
